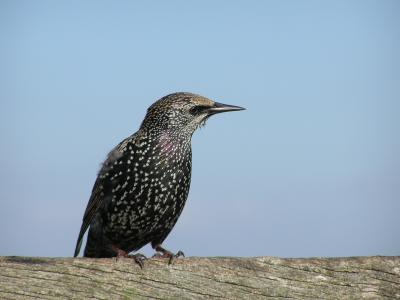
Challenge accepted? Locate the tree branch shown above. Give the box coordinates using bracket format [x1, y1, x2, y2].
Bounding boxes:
[1, 256, 399, 299]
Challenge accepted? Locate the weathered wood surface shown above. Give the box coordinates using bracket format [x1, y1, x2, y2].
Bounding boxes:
[0, 256, 399, 299]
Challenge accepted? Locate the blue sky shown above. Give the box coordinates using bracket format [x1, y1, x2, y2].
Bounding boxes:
[1, 1, 399, 258]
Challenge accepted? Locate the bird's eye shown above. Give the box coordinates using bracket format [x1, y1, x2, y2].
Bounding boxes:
[189, 105, 210, 115]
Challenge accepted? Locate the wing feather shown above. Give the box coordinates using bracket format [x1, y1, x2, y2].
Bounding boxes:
[73, 136, 132, 257]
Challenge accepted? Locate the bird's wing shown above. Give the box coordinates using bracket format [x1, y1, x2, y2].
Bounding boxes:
[73, 137, 132, 257]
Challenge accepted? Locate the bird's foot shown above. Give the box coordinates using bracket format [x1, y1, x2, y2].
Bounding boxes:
[153, 245, 185, 265]
[129, 253, 147, 269]
[115, 248, 147, 269]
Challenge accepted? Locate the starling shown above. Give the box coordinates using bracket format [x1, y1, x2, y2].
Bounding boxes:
[74, 92, 244, 265]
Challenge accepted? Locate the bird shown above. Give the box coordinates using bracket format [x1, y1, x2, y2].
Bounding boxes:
[74, 92, 245, 266]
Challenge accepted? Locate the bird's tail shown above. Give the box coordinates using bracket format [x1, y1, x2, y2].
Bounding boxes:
[73, 226, 87, 257]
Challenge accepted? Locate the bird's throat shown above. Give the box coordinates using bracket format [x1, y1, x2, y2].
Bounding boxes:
[158, 132, 190, 156]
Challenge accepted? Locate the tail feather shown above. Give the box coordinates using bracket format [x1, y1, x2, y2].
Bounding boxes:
[73, 226, 87, 257]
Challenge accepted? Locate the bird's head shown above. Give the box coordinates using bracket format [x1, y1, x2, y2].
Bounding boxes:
[141, 92, 245, 138]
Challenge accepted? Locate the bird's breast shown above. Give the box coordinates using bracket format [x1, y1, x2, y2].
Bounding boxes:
[104, 139, 192, 237]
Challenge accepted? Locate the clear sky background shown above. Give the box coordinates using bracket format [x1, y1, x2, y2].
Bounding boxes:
[1, 1, 399, 258]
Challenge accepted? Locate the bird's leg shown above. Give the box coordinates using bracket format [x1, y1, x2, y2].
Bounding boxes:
[112, 245, 147, 268]
[153, 244, 185, 264]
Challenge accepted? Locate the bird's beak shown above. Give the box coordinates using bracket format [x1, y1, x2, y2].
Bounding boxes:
[207, 102, 246, 114]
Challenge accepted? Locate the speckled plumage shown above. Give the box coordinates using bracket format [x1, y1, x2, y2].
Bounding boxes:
[74, 92, 244, 260]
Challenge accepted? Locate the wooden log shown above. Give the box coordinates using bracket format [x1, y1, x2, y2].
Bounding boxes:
[0, 256, 399, 299]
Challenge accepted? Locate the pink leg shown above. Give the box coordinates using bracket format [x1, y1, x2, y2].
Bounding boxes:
[153, 244, 185, 264]
[112, 245, 147, 268]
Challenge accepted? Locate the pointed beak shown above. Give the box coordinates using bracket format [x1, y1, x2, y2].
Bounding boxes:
[207, 102, 246, 114]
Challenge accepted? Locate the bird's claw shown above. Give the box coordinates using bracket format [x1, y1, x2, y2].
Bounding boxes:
[153, 249, 185, 265]
[128, 253, 147, 269]
[115, 249, 147, 268]
[175, 250, 185, 258]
